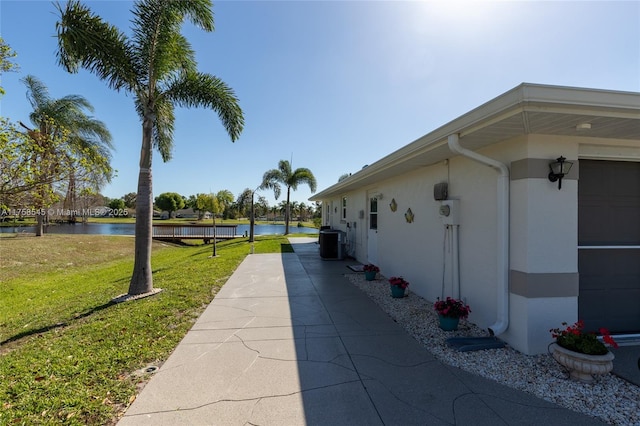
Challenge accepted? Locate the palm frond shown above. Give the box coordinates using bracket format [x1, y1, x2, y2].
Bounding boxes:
[260, 169, 283, 200]
[22, 75, 50, 111]
[278, 160, 292, 178]
[56, 0, 137, 92]
[290, 168, 317, 192]
[166, 71, 243, 142]
[132, 0, 204, 85]
[153, 96, 175, 162]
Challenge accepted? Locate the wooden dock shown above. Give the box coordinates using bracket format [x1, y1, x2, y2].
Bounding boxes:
[152, 224, 240, 243]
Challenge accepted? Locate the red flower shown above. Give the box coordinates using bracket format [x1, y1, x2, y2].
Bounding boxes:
[549, 320, 618, 355]
[599, 328, 619, 349]
[363, 264, 380, 272]
[434, 297, 471, 319]
[388, 276, 409, 289]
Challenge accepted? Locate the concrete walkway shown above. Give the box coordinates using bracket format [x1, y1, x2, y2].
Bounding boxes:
[118, 238, 604, 425]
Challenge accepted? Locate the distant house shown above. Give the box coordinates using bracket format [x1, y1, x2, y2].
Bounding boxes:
[174, 208, 199, 219]
[164, 208, 212, 220]
[310, 83, 640, 355]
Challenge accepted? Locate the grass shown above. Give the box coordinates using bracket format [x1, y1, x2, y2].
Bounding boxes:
[0, 234, 297, 425]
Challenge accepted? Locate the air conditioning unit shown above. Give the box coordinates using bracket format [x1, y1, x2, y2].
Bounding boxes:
[319, 229, 346, 260]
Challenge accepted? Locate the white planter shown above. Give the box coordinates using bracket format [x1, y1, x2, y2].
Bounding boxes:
[550, 342, 615, 383]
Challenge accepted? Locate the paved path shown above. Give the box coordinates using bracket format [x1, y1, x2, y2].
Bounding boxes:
[118, 238, 603, 425]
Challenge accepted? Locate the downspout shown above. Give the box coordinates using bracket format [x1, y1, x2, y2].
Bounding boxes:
[447, 134, 509, 336]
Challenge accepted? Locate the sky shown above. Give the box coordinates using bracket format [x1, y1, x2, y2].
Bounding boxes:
[1, 0, 639, 208]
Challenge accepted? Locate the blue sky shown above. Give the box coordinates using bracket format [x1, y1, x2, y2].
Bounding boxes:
[1, 1, 639, 207]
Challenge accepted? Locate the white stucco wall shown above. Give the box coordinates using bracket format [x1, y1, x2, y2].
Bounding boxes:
[318, 133, 640, 355]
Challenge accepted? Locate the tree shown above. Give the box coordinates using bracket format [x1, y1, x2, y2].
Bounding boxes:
[56, 0, 244, 296]
[261, 160, 317, 235]
[0, 117, 72, 215]
[255, 195, 268, 218]
[236, 188, 253, 219]
[0, 37, 19, 96]
[20, 75, 113, 233]
[154, 192, 184, 218]
[108, 198, 126, 215]
[194, 193, 209, 219]
[215, 189, 234, 220]
[122, 192, 137, 208]
[289, 200, 300, 222]
[200, 192, 221, 255]
[298, 202, 308, 221]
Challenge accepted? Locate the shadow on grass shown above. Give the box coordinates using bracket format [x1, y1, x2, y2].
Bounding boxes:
[0, 300, 116, 347]
[281, 243, 294, 252]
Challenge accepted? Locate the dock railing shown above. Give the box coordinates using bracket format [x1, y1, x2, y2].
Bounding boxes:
[152, 223, 239, 242]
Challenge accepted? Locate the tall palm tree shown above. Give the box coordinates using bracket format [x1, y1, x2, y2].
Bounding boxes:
[55, 0, 244, 296]
[21, 75, 113, 234]
[261, 160, 316, 235]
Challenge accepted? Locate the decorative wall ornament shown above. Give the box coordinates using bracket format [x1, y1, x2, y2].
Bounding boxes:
[405, 208, 414, 223]
[389, 198, 397, 212]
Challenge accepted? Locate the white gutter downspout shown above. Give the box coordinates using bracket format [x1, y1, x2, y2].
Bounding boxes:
[447, 134, 509, 336]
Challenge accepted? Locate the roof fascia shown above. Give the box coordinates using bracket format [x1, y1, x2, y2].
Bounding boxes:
[310, 83, 640, 201]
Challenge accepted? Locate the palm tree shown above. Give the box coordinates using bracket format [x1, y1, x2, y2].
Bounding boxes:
[56, 0, 244, 296]
[21, 75, 113, 234]
[261, 160, 316, 235]
[289, 200, 300, 222]
[215, 189, 234, 220]
[298, 202, 307, 221]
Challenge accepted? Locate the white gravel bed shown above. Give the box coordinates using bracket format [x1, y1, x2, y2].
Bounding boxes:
[346, 273, 640, 426]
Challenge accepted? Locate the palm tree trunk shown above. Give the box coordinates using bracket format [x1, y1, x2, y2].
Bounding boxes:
[285, 187, 291, 235]
[128, 116, 154, 295]
[249, 190, 256, 243]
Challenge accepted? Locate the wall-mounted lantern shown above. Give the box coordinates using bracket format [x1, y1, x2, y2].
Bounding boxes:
[548, 156, 573, 190]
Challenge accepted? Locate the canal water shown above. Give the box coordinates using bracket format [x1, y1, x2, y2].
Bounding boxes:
[0, 222, 318, 236]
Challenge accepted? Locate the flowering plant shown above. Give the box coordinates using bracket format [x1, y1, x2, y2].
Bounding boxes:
[363, 264, 380, 273]
[388, 276, 409, 289]
[434, 297, 471, 319]
[550, 320, 618, 355]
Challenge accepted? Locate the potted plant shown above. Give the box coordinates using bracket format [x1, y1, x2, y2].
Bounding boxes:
[388, 276, 409, 298]
[362, 264, 379, 281]
[549, 320, 618, 383]
[433, 297, 471, 331]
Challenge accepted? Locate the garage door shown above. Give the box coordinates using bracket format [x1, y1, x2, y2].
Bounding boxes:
[578, 160, 640, 333]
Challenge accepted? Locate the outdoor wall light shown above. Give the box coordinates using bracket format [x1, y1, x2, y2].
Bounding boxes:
[548, 156, 573, 190]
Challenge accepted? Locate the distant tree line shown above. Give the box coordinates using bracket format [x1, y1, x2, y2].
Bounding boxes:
[102, 189, 321, 223]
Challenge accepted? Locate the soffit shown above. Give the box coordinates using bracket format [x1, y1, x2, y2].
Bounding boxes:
[310, 85, 640, 201]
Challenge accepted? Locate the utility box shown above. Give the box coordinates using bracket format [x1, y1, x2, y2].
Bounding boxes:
[319, 229, 346, 260]
[440, 199, 460, 225]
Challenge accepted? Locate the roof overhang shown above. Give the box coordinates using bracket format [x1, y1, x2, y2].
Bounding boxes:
[310, 83, 640, 201]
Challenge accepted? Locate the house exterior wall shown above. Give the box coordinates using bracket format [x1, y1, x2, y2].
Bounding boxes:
[318, 133, 639, 355]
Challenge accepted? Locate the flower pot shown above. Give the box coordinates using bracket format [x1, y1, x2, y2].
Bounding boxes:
[390, 285, 405, 298]
[550, 342, 615, 383]
[438, 315, 460, 331]
[364, 271, 376, 281]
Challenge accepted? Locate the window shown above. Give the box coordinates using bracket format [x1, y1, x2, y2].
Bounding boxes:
[342, 197, 347, 220]
[369, 197, 378, 229]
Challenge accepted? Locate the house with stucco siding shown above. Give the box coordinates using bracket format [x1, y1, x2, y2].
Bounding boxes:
[309, 83, 640, 355]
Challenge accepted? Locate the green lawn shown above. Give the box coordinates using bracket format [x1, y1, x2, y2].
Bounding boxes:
[0, 234, 296, 425]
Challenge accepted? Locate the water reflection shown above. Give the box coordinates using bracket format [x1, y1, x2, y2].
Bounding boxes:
[0, 222, 318, 236]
